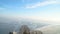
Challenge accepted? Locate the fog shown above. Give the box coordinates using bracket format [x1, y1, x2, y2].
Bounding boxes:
[0, 16, 60, 34]
[0, 16, 48, 34]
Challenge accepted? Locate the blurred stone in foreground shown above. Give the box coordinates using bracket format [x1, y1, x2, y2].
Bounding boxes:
[9, 32, 17, 34]
[30, 30, 43, 34]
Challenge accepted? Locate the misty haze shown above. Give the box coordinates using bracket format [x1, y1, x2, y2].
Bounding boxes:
[0, 0, 60, 34]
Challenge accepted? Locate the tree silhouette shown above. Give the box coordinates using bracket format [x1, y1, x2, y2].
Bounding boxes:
[23, 30, 27, 34]
[19, 25, 30, 34]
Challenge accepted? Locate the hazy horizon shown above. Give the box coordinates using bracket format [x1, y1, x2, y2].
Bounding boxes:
[0, 0, 60, 34]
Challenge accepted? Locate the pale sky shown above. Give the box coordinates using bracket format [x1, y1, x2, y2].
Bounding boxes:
[0, 0, 60, 24]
